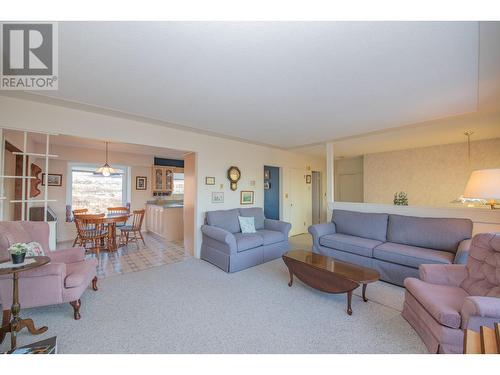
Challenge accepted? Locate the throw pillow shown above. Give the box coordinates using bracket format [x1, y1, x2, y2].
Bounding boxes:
[238, 216, 256, 234]
[25, 241, 45, 257]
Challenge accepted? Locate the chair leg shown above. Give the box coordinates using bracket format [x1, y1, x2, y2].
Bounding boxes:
[92, 276, 98, 291]
[70, 299, 81, 320]
[139, 231, 146, 245]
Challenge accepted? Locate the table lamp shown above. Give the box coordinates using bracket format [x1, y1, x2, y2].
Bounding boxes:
[463, 169, 500, 209]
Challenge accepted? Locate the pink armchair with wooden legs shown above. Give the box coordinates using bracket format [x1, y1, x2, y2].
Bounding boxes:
[0, 221, 98, 331]
[402, 233, 500, 354]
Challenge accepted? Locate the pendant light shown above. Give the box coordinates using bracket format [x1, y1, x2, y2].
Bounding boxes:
[94, 141, 119, 176]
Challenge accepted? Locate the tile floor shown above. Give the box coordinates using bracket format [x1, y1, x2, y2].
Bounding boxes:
[57, 232, 188, 279]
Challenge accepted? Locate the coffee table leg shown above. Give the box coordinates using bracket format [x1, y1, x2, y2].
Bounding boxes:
[347, 290, 353, 315]
[362, 283, 368, 302]
[288, 269, 293, 287]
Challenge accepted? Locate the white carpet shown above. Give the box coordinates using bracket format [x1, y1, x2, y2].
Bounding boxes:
[1, 256, 427, 353]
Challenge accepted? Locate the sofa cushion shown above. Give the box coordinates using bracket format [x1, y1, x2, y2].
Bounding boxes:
[404, 277, 468, 329]
[387, 214, 472, 253]
[374, 242, 454, 269]
[206, 209, 241, 234]
[239, 208, 265, 230]
[332, 210, 388, 242]
[65, 260, 96, 289]
[234, 233, 264, 252]
[319, 233, 382, 258]
[238, 216, 256, 234]
[256, 229, 285, 245]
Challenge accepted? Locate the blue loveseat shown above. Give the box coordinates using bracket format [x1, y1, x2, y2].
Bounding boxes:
[201, 207, 291, 272]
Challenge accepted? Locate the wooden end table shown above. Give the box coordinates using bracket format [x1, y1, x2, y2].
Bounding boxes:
[0, 256, 50, 350]
[282, 250, 380, 315]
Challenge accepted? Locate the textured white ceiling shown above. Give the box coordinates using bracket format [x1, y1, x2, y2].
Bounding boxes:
[37, 21, 481, 148]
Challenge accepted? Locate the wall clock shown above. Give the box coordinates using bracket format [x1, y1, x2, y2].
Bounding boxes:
[227, 166, 241, 191]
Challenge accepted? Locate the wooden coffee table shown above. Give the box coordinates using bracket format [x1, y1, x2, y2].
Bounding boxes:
[282, 250, 380, 315]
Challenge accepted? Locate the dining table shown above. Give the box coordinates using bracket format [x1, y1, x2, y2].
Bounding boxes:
[102, 213, 132, 252]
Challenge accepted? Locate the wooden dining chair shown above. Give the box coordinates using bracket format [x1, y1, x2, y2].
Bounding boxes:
[74, 214, 108, 260]
[107, 207, 129, 226]
[72, 208, 89, 246]
[119, 209, 146, 248]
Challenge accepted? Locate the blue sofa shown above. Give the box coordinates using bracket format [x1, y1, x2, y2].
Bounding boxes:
[201, 207, 291, 272]
[309, 209, 473, 286]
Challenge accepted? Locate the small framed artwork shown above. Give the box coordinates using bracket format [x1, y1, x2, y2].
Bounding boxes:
[136, 176, 147, 190]
[42, 173, 62, 186]
[212, 192, 224, 203]
[306, 175, 312, 184]
[264, 169, 270, 180]
[240, 190, 254, 205]
[205, 177, 215, 185]
[264, 181, 271, 190]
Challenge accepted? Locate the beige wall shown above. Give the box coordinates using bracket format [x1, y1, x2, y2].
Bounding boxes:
[363, 138, 500, 207]
[0, 95, 326, 257]
[334, 156, 364, 202]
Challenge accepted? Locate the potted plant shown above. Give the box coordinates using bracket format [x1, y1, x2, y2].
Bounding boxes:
[9, 243, 28, 264]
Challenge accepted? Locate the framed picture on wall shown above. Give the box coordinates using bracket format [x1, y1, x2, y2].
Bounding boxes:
[306, 175, 312, 184]
[42, 173, 62, 187]
[240, 190, 254, 205]
[136, 176, 147, 190]
[205, 177, 215, 185]
[212, 192, 224, 203]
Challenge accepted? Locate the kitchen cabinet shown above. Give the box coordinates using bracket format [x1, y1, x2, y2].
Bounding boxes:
[146, 204, 183, 241]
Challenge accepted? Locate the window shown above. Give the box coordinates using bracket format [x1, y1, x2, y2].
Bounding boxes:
[173, 172, 184, 195]
[68, 164, 130, 213]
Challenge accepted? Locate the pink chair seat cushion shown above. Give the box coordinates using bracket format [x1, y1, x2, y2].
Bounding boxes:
[404, 277, 469, 329]
[65, 260, 97, 288]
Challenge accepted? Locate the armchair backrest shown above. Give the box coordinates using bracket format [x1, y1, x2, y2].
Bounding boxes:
[0, 221, 51, 262]
[460, 233, 500, 297]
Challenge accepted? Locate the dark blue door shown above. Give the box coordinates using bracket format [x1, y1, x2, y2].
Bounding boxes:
[264, 166, 280, 220]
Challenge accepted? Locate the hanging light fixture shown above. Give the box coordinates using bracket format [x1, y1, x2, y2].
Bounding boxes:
[94, 141, 119, 177]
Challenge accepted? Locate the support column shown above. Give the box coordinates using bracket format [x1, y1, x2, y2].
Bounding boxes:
[326, 142, 334, 219]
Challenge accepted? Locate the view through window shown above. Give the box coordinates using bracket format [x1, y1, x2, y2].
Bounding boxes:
[71, 166, 126, 213]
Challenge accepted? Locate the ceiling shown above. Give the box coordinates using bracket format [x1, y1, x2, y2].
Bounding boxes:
[31, 21, 494, 149]
[28, 133, 188, 159]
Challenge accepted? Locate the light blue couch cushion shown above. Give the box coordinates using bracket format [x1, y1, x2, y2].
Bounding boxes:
[206, 208, 241, 234]
[387, 214, 472, 252]
[238, 216, 256, 233]
[239, 208, 265, 230]
[256, 229, 285, 245]
[332, 209, 388, 242]
[319, 233, 382, 257]
[234, 233, 264, 252]
[373, 242, 454, 269]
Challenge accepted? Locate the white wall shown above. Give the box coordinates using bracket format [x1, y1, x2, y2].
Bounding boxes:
[0, 95, 327, 257]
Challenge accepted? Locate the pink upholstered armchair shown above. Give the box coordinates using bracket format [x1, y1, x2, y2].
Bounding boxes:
[0, 221, 98, 327]
[402, 232, 500, 354]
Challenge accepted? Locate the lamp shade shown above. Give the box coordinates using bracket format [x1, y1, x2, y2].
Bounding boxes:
[463, 169, 500, 200]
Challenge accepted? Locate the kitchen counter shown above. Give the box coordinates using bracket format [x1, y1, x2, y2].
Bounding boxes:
[146, 202, 184, 241]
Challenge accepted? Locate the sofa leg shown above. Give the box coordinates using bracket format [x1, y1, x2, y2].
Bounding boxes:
[70, 299, 81, 320]
[92, 276, 98, 291]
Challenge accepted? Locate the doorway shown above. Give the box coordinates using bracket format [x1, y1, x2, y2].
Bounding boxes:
[264, 165, 280, 220]
[311, 171, 321, 225]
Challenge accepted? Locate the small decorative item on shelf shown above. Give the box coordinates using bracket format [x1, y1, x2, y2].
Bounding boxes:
[9, 243, 28, 264]
[393, 191, 408, 206]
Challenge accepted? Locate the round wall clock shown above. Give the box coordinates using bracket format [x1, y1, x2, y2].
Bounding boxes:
[227, 166, 241, 191]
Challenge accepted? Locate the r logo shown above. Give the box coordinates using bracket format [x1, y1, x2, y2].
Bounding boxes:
[2, 23, 53, 76]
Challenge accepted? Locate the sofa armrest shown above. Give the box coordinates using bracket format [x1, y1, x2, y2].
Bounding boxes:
[308, 222, 336, 249]
[20, 262, 66, 278]
[461, 296, 500, 328]
[264, 219, 291, 237]
[201, 225, 237, 252]
[419, 264, 467, 286]
[454, 239, 471, 264]
[48, 247, 85, 264]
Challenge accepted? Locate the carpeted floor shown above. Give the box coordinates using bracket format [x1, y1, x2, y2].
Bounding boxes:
[0, 235, 426, 353]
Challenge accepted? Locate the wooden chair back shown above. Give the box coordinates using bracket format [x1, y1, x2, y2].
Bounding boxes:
[74, 213, 106, 238]
[107, 207, 129, 215]
[131, 209, 145, 231]
[72, 208, 88, 218]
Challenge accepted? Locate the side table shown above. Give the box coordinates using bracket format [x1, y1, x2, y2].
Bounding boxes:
[0, 256, 50, 350]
